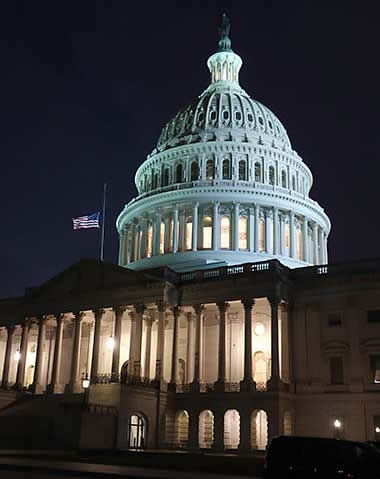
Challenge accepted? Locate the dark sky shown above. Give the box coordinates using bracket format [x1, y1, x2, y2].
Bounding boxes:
[1, 1, 380, 297]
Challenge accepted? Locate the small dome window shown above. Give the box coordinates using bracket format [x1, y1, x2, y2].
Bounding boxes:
[198, 112, 204, 122]
[268, 120, 273, 129]
[235, 111, 242, 121]
[281, 170, 287, 188]
[255, 162, 262, 182]
[269, 166, 275, 185]
[206, 159, 215, 180]
[176, 164, 183, 184]
[239, 160, 247, 181]
[258, 117, 264, 126]
[222, 159, 231, 180]
[190, 161, 199, 181]
[210, 111, 217, 121]
[223, 110, 229, 120]
[247, 113, 253, 122]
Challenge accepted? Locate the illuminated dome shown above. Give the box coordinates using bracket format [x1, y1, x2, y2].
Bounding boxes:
[116, 15, 331, 272]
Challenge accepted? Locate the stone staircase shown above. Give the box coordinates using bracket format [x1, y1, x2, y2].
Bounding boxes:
[0, 389, 17, 410]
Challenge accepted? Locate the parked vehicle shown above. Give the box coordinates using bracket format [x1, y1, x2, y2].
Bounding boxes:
[265, 435, 380, 478]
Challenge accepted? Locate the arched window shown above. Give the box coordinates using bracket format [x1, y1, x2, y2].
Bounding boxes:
[238, 160, 247, 181]
[185, 217, 192, 250]
[281, 170, 287, 188]
[146, 223, 153, 258]
[255, 162, 262, 182]
[253, 351, 268, 390]
[259, 218, 265, 252]
[190, 161, 199, 181]
[220, 216, 231, 249]
[152, 172, 158, 190]
[239, 216, 248, 250]
[199, 410, 214, 448]
[202, 216, 212, 249]
[175, 410, 189, 447]
[224, 410, 240, 449]
[269, 166, 275, 185]
[206, 159, 215, 180]
[160, 220, 165, 254]
[176, 164, 183, 184]
[292, 175, 296, 190]
[222, 158, 231, 180]
[128, 414, 146, 449]
[251, 410, 268, 451]
[284, 412, 293, 436]
[163, 168, 169, 187]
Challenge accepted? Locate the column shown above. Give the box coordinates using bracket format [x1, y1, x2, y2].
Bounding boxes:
[144, 317, 153, 379]
[289, 211, 296, 259]
[248, 207, 254, 252]
[128, 311, 136, 376]
[118, 229, 126, 266]
[303, 217, 309, 263]
[233, 202, 240, 251]
[265, 209, 272, 253]
[267, 296, 283, 391]
[133, 304, 145, 377]
[323, 232, 329, 264]
[192, 202, 199, 251]
[240, 299, 255, 391]
[239, 412, 252, 451]
[191, 304, 203, 391]
[91, 309, 105, 383]
[173, 205, 179, 253]
[16, 319, 31, 390]
[313, 222, 319, 265]
[1, 325, 16, 388]
[31, 316, 48, 394]
[155, 302, 166, 381]
[154, 212, 161, 255]
[212, 201, 220, 251]
[111, 306, 126, 382]
[254, 204, 260, 252]
[169, 307, 179, 389]
[47, 314, 65, 393]
[185, 313, 193, 383]
[215, 302, 228, 391]
[66, 312, 84, 393]
[273, 207, 279, 255]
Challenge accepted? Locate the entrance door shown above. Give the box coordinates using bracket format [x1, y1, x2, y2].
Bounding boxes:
[128, 414, 146, 449]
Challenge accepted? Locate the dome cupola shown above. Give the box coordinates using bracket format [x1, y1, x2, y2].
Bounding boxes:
[116, 15, 330, 273]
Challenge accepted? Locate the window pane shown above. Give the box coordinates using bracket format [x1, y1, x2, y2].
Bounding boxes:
[330, 357, 344, 385]
[239, 217, 248, 249]
[147, 225, 153, 258]
[191, 162, 199, 181]
[296, 229, 302, 260]
[285, 224, 290, 249]
[185, 219, 192, 250]
[206, 160, 214, 180]
[239, 160, 246, 181]
[220, 216, 230, 249]
[160, 221, 165, 254]
[255, 163, 261, 182]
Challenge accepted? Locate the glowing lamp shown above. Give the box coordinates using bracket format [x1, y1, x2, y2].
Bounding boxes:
[13, 350, 21, 361]
[82, 374, 90, 389]
[334, 419, 342, 429]
[254, 322, 265, 336]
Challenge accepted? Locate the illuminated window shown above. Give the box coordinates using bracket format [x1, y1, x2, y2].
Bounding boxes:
[269, 166, 275, 185]
[160, 221, 165, 254]
[255, 162, 262, 182]
[169, 219, 174, 253]
[206, 159, 214, 180]
[222, 159, 231, 180]
[138, 228, 142, 259]
[176, 164, 183, 183]
[202, 216, 212, 249]
[371, 355, 380, 383]
[220, 216, 231, 249]
[281, 170, 287, 188]
[259, 218, 265, 252]
[296, 229, 302, 260]
[146, 223, 153, 258]
[185, 217, 192, 250]
[238, 160, 247, 181]
[190, 161, 199, 181]
[163, 168, 169, 187]
[239, 217, 248, 249]
[285, 223, 290, 249]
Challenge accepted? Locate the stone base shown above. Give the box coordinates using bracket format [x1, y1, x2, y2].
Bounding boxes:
[266, 376, 286, 392]
[30, 383, 45, 394]
[239, 379, 256, 392]
[214, 381, 226, 392]
[168, 382, 177, 392]
[65, 381, 83, 394]
[46, 383, 64, 394]
[190, 380, 201, 393]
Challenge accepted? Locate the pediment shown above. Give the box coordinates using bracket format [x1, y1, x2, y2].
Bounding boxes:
[25, 259, 149, 300]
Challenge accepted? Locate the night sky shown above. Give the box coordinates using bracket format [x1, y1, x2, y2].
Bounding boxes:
[2, 1, 380, 298]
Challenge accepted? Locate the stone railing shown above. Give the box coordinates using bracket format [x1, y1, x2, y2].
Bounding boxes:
[176, 383, 191, 393]
[224, 382, 240, 392]
[92, 374, 113, 384]
[255, 381, 267, 392]
[125, 375, 159, 389]
[200, 383, 215, 393]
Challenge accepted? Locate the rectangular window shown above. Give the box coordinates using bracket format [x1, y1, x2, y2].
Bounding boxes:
[259, 219, 265, 252]
[239, 217, 248, 249]
[185, 220, 192, 251]
[370, 355, 380, 383]
[330, 356, 344, 385]
[328, 312, 342, 327]
[368, 310, 380, 323]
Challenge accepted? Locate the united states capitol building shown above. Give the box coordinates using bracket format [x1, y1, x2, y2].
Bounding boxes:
[0, 17, 379, 451]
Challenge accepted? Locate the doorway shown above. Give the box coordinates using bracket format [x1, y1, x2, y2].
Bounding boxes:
[128, 414, 146, 449]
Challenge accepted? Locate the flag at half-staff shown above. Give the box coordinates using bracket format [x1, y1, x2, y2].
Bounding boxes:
[72, 212, 100, 230]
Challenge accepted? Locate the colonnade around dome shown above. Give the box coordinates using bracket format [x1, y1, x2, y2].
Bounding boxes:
[119, 201, 328, 270]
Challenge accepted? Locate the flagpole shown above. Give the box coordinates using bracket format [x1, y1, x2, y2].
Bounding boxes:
[100, 183, 107, 261]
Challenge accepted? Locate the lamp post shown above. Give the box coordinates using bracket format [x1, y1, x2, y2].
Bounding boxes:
[334, 419, 342, 439]
[82, 373, 90, 406]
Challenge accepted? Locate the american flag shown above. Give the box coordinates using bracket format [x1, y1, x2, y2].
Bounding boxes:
[72, 212, 100, 230]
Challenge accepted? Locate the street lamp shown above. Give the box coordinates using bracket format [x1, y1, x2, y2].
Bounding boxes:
[106, 336, 115, 351]
[334, 419, 342, 439]
[82, 373, 90, 390]
[13, 350, 21, 361]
